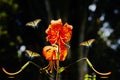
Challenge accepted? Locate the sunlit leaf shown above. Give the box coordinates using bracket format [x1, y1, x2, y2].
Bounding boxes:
[16, 35, 23, 44]
[12, 3, 19, 11]
[58, 67, 65, 73]
[1, 0, 13, 5]
[3, 30, 8, 35]
[0, 12, 7, 18]
[9, 41, 15, 46]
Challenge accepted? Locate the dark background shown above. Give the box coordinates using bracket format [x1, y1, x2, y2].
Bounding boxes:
[0, 0, 120, 80]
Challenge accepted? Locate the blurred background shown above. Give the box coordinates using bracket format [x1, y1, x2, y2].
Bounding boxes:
[0, 0, 120, 80]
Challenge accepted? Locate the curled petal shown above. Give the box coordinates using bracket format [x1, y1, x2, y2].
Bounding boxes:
[43, 45, 58, 60]
[51, 19, 62, 25]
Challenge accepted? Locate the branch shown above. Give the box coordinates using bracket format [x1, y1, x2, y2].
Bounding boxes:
[86, 58, 111, 75]
[2, 61, 40, 75]
[63, 57, 111, 76]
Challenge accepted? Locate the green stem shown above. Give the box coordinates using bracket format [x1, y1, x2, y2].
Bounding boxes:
[64, 57, 111, 76]
[56, 59, 60, 80]
[64, 57, 87, 69]
[2, 61, 40, 75]
[56, 44, 60, 80]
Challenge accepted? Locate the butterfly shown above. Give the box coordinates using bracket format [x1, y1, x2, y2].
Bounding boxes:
[25, 50, 40, 58]
[26, 19, 41, 28]
[80, 39, 95, 47]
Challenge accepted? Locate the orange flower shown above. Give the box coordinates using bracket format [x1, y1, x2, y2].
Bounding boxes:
[43, 44, 67, 61]
[45, 19, 73, 45]
[42, 19, 73, 73]
[44, 19, 73, 61]
[42, 44, 67, 73]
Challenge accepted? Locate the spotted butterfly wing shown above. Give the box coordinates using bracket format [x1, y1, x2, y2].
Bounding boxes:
[26, 19, 41, 28]
[80, 39, 95, 46]
[25, 50, 40, 58]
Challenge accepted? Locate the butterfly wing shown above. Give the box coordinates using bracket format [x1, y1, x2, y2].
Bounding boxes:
[33, 19, 41, 26]
[32, 52, 40, 57]
[80, 39, 95, 46]
[25, 50, 40, 57]
[25, 50, 32, 56]
[26, 19, 41, 27]
[87, 39, 95, 46]
[26, 21, 34, 26]
[80, 42, 89, 46]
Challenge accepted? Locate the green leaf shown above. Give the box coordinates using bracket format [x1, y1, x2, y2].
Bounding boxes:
[58, 67, 65, 73]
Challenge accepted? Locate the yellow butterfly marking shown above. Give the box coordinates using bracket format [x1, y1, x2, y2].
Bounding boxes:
[80, 39, 95, 46]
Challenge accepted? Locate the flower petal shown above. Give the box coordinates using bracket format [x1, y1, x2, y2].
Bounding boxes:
[60, 23, 73, 42]
[45, 19, 63, 44]
[43, 45, 58, 60]
[59, 45, 68, 61]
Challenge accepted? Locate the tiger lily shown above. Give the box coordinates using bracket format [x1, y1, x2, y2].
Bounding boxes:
[45, 19, 73, 46]
[42, 19, 73, 73]
[45, 19, 73, 61]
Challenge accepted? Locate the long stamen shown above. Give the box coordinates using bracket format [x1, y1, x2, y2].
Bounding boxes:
[60, 37, 70, 49]
[53, 61, 57, 71]
[50, 61, 54, 73]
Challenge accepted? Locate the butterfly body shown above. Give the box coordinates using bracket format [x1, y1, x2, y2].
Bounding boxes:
[26, 19, 41, 28]
[80, 39, 95, 47]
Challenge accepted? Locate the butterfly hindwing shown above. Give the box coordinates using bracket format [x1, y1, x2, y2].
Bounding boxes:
[80, 39, 95, 47]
